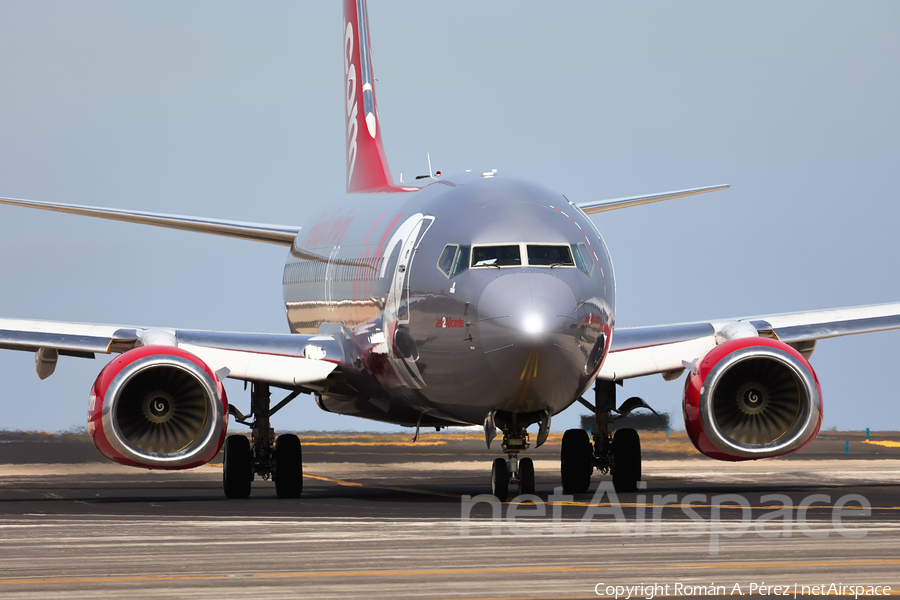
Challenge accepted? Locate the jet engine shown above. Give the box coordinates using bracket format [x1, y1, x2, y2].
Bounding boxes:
[683, 337, 822, 461]
[88, 346, 228, 469]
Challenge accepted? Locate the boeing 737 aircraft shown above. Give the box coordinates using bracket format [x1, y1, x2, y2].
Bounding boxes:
[2, 0, 900, 501]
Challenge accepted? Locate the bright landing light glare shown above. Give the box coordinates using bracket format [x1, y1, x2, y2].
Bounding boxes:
[522, 314, 544, 335]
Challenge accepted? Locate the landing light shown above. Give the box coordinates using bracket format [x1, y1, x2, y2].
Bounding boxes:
[522, 314, 544, 335]
[303, 345, 327, 361]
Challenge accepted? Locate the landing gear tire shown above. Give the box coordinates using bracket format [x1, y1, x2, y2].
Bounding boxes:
[611, 428, 641, 493]
[274, 434, 303, 499]
[561, 428, 592, 494]
[518, 457, 535, 496]
[223, 435, 252, 499]
[491, 457, 509, 501]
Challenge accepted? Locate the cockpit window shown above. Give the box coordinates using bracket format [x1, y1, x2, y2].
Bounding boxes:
[452, 246, 470, 276]
[445, 243, 589, 272]
[574, 243, 594, 275]
[438, 245, 457, 276]
[437, 244, 470, 278]
[526, 245, 575, 267]
[578, 244, 594, 275]
[472, 245, 521, 267]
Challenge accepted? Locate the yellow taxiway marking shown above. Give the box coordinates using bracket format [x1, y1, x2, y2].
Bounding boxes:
[555, 501, 900, 511]
[429, 594, 900, 600]
[865, 440, 900, 448]
[223, 432, 571, 443]
[433, 593, 900, 600]
[301, 441, 447, 446]
[303, 473, 461, 498]
[313, 451, 495, 456]
[1, 559, 899, 587]
[205, 463, 900, 510]
[301, 473, 365, 487]
[302, 469, 900, 510]
[299, 433, 503, 441]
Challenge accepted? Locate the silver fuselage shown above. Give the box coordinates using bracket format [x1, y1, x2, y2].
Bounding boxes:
[282, 174, 615, 427]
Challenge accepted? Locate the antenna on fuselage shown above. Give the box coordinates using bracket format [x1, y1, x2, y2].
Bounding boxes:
[415, 153, 441, 180]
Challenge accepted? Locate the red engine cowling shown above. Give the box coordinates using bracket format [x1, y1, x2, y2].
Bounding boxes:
[683, 337, 823, 461]
[88, 346, 228, 469]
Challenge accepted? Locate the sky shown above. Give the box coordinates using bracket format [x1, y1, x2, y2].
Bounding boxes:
[1, 1, 899, 434]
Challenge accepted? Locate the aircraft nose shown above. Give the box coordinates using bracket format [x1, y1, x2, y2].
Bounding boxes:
[477, 272, 583, 411]
[478, 272, 577, 341]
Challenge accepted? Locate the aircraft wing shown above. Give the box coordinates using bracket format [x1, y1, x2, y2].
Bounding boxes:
[599, 302, 900, 381]
[0, 196, 301, 246]
[576, 184, 729, 214]
[0, 318, 341, 387]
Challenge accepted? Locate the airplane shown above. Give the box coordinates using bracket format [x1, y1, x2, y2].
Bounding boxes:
[2, 0, 900, 502]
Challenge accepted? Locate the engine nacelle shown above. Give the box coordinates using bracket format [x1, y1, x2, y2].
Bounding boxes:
[88, 346, 228, 469]
[683, 337, 822, 461]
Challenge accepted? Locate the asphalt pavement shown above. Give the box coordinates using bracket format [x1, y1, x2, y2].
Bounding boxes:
[0, 430, 898, 599]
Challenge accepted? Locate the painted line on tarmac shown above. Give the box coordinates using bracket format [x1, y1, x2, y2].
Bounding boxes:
[556, 500, 900, 511]
[302, 473, 900, 511]
[206, 463, 900, 510]
[300, 473, 365, 487]
[209, 465, 462, 499]
[309, 451, 498, 457]
[433, 593, 900, 600]
[430, 594, 900, 600]
[1, 559, 899, 587]
[866, 440, 900, 448]
[301, 441, 448, 446]
[303, 473, 462, 498]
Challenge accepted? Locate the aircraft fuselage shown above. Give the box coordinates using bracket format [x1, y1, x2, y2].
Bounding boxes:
[282, 174, 615, 428]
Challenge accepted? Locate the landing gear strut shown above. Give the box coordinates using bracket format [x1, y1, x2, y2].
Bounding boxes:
[490, 428, 535, 501]
[487, 412, 546, 501]
[223, 383, 303, 499]
[562, 380, 643, 494]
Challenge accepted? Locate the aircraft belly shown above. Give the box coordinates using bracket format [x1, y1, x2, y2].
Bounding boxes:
[315, 391, 462, 428]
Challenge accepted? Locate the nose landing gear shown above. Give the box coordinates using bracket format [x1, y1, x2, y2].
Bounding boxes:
[490, 436, 536, 501]
[486, 411, 547, 500]
[491, 456, 537, 502]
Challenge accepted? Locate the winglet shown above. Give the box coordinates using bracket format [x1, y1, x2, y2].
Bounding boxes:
[343, 0, 401, 193]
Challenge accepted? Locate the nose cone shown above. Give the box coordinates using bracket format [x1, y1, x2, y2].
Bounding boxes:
[477, 272, 583, 412]
[479, 272, 576, 342]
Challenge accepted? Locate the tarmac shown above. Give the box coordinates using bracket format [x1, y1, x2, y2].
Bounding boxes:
[0, 429, 898, 599]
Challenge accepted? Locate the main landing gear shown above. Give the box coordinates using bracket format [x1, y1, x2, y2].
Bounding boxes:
[485, 411, 548, 501]
[223, 383, 304, 499]
[561, 380, 654, 494]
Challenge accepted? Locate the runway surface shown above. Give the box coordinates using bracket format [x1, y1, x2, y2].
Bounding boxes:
[0, 430, 898, 599]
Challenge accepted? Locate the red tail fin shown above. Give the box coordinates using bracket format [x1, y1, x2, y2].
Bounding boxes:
[343, 0, 398, 193]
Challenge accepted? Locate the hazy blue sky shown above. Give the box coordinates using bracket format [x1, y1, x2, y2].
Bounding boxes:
[1, 1, 899, 433]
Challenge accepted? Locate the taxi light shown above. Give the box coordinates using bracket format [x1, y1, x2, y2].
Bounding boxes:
[303, 345, 327, 361]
